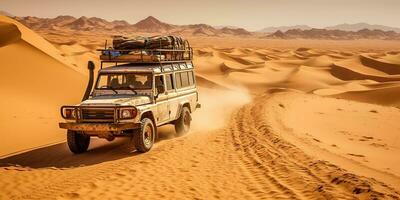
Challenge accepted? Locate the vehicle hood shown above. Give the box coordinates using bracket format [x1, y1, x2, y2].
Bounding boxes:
[80, 95, 151, 106]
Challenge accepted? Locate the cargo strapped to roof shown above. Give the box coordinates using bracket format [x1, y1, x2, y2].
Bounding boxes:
[98, 35, 193, 69]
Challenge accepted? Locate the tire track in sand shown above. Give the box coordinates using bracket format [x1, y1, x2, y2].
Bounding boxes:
[1, 95, 399, 199]
[227, 94, 400, 199]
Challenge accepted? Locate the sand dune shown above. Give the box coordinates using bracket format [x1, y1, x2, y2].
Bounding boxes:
[2, 16, 400, 199]
[0, 21, 21, 47]
[191, 45, 400, 107]
[0, 16, 86, 157]
[332, 85, 400, 107]
[360, 54, 400, 74]
[56, 43, 100, 74]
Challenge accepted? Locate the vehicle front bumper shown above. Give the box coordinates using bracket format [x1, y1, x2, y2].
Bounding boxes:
[59, 122, 140, 132]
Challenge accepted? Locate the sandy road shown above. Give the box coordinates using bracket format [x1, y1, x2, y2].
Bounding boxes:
[1, 93, 399, 200]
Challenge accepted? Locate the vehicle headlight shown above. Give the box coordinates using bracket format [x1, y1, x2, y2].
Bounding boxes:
[63, 108, 76, 119]
[121, 110, 131, 118]
[119, 108, 137, 119]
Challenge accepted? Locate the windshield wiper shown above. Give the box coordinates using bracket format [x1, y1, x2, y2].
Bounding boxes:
[127, 85, 138, 95]
[109, 86, 119, 94]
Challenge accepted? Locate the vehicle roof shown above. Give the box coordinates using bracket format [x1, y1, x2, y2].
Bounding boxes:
[99, 61, 194, 74]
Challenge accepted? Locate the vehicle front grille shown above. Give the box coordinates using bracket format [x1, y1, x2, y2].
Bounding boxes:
[81, 108, 115, 122]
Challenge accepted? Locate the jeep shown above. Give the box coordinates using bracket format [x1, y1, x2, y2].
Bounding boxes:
[59, 36, 200, 153]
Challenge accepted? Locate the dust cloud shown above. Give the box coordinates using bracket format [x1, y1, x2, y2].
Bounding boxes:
[191, 87, 251, 132]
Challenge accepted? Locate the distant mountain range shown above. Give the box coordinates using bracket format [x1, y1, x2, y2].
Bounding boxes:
[266, 28, 400, 40]
[325, 23, 400, 33]
[13, 15, 252, 37]
[214, 25, 241, 29]
[10, 14, 400, 40]
[258, 25, 312, 33]
[259, 23, 400, 33]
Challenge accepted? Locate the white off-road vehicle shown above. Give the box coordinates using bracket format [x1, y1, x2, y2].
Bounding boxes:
[59, 36, 200, 153]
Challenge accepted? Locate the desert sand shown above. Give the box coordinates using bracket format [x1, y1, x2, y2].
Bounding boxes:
[1, 15, 400, 199]
[0, 15, 87, 157]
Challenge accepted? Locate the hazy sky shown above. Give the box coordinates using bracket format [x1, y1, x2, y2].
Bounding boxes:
[1, 0, 400, 31]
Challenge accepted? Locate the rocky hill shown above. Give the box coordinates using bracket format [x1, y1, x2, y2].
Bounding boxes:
[14, 15, 252, 37]
[14, 15, 400, 39]
[266, 28, 400, 40]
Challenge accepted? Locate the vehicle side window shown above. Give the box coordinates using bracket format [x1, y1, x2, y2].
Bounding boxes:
[155, 75, 164, 87]
[188, 71, 194, 86]
[181, 72, 189, 87]
[165, 74, 174, 90]
[175, 73, 182, 89]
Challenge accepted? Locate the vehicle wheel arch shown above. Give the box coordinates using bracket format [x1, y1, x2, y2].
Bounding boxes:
[173, 101, 192, 123]
[182, 102, 192, 113]
[140, 110, 156, 125]
[176, 101, 192, 119]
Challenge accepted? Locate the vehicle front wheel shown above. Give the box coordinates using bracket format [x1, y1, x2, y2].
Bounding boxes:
[67, 130, 90, 154]
[175, 107, 191, 136]
[133, 118, 155, 153]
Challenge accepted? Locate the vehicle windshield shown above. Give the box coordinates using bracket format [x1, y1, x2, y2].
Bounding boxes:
[96, 73, 152, 90]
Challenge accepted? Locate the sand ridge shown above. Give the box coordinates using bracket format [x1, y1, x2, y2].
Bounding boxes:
[0, 16, 87, 156]
[191, 45, 400, 107]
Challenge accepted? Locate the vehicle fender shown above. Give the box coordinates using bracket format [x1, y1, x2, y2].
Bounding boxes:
[137, 107, 155, 123]
[175, 101, 191, 119]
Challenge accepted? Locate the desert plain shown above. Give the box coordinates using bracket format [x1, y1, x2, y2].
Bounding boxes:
[1, 15, 400, 199]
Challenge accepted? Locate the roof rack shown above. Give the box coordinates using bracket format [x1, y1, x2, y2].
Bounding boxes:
[98, 37, 193, 69]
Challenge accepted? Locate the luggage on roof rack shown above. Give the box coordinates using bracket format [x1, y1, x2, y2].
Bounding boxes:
[98, 35, 192, 64]
[112, 35, 147, 49]
[112, 35, 185, 50]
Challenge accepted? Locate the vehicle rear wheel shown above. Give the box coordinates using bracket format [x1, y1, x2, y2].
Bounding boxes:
[133, 118, 155, 153]
[175, 107, 191, 136]
[67, 130, 90, 154]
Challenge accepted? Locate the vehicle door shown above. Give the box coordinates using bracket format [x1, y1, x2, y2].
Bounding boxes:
[165, 73, 179, 120]
[154, 74, 169, 124]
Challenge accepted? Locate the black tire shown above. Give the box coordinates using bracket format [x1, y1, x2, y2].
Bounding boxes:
[175, 107, 191, 136]
[133, 118, 156, 153]
[67, 130, 90, 154]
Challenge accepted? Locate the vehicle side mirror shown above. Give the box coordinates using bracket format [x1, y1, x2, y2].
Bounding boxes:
[156, 84, 165, 95]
